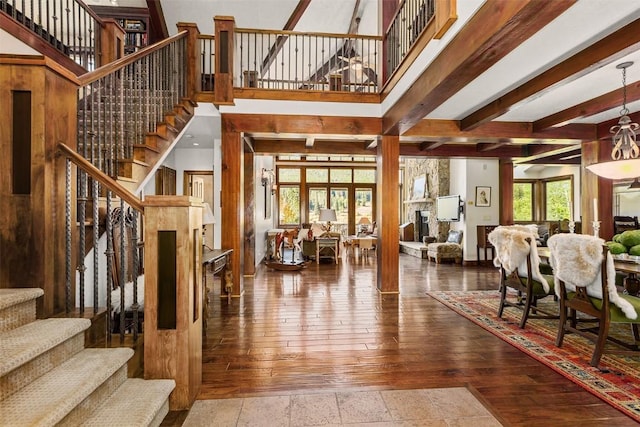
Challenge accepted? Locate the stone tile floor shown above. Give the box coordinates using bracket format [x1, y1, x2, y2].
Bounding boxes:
[182, 387, 502, 426]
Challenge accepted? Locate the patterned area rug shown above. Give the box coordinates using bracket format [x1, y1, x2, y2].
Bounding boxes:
[428, 290, 640, 422]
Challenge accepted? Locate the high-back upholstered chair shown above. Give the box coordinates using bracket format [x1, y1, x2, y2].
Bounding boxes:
[549, 233, 640, 367]
[426, 230, 463, 264]
[488, 225, 556, 329]
[359, 237, 375, 257]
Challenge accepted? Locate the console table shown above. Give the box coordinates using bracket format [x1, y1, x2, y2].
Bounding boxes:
[316, 237, 339, 264]
[202, 248, 233, 332]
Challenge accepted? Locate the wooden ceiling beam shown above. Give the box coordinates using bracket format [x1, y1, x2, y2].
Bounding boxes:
[254, 140, 372, 155]
[399, 143, 521, 158]
[533, 78, 640, 132]
[259, 0, 311, 75]
[382, 0, 574, 135]
[597, 110, 640, 139]
[223, 113, 382, 136]
[419, 141, 448, 151]
[403, 119, 595, 141]
[477, 142, 510, 152]
[514, 144, 582, 163]
[461, 17, 640, 130]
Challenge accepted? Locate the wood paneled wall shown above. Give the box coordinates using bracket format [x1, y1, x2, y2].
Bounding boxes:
[0, 58, 77, 316]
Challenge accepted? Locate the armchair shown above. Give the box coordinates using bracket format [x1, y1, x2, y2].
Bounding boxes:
[426, 230, 463, 264]
[549, 233, 640, 367]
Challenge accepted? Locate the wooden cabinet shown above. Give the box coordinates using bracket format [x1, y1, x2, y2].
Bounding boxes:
[399, 222, 414, 241]
[91, 6, 150, 54]
[477, 225, 498, 264]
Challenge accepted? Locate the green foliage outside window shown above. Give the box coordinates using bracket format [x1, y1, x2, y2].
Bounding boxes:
[279, 186, 300, 225]
[513, 182, 533, 221]
[546, 179, 571, 220]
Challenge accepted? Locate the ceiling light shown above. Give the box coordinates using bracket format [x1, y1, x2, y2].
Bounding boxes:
[586, 62, 640, 180]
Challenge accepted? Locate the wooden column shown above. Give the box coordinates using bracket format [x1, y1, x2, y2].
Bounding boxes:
[143, 196, 202, 410]
[176, 22, 201, 99]
[214, 16, 235, 106]
[0, 58, 77, 316]
[376, 135, 399, 293]
[244, 150, 255, 276]
[100, 19, 125, 65]
[582, 140, 614, 239]
[499, 160, 514, 225]
[221, 120, 244, 295]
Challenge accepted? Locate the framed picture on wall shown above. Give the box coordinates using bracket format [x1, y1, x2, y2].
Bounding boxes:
[475, 186, 491, 207]
[410, 174, 427, 200]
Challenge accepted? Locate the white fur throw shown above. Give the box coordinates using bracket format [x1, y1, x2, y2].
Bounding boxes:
[487, 225, 549, 293]
[547, 233, 637, 320]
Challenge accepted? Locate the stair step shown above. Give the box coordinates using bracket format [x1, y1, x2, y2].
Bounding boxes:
[0, 288, 44, 332]
[82, 378, 175, 426]
[0, 318, 89, 399]
[0, 348, 133, 426]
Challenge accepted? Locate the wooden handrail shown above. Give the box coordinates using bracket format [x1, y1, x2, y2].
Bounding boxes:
[57, 142, 144, 213]
[78, 30, 188, 86]
[235, 27, 382, 41]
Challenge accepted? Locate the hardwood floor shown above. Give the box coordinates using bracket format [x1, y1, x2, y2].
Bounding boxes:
[176, 253, 637, 426]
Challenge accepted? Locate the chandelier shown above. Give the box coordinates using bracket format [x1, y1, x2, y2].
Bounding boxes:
[586, 61, 640, 180]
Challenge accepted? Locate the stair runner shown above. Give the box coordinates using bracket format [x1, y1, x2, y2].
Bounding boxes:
[0, 288, 174, 426]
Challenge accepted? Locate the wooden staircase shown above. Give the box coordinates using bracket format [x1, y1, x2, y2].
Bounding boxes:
[78, 92, 197, 194]
[0, 288, 175, 426]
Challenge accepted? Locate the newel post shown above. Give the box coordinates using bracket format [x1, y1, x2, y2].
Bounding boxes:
[176, 22, 202, 98]
[143, 196, 203, 410]
[214, 15, 235, 105]
[100, 19, 125, 66]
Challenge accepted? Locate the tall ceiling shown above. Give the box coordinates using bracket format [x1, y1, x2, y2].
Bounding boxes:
[152, 0, 640, 166]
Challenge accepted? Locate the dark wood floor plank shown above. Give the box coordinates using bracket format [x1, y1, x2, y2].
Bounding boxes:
[194, 254, 638, 426]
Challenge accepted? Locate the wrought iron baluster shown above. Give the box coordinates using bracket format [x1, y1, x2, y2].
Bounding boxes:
[105, 192, 113, 341]
[65, 158, 72, 313]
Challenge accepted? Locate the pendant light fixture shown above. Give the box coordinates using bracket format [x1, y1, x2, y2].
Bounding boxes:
[586, 61, 640, 180]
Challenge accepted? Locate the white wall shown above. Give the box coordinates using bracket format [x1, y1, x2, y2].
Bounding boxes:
[254, 156, 276, 264]
[0, 29, 40, 55]
[451, 158, 500, 261]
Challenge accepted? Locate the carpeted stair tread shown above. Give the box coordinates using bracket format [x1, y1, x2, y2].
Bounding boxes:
[0, 348, 133, 426]
[0, 318, 90, 377]
[0, 288, 43, 311]
[82, 378, 176, 426]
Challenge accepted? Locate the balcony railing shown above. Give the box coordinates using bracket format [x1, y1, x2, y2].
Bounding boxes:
[236, 28, 381, 93]
[0, 0, 101, 70]
[385, 0, 436, 77]
[195, 28, 381, 94]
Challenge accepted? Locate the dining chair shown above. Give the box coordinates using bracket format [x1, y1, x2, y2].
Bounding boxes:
[488, 226, 557, 329]
[359, 238, 374, 258]
[548, 233, 640, 368]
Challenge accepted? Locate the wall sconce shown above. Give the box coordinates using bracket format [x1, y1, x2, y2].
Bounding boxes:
[261, 168, 276, 195]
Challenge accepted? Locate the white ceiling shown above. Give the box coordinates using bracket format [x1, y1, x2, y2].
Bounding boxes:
[152, 0, 640, 155]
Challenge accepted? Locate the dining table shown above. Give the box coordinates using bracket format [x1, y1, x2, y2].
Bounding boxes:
[537, 247, 640, 275]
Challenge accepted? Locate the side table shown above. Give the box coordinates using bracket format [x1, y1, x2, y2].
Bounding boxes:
[316, 237, 339, 264]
